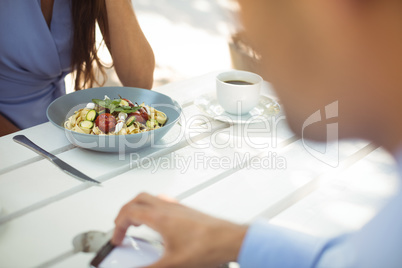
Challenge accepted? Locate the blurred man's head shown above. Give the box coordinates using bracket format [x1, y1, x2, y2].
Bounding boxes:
[238, 0, 402, 151]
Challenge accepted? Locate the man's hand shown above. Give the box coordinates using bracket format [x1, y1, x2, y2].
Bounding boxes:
[112, 193, 248, 268]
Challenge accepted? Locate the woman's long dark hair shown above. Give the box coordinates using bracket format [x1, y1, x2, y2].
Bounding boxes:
[71, 0, 109, 91]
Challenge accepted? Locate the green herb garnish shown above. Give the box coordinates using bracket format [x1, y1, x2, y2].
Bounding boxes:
[92, 98, 141, 114]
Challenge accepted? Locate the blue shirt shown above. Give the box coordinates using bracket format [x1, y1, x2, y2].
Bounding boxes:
[238, 151, 402, 267]
[0, 0, 73, 129]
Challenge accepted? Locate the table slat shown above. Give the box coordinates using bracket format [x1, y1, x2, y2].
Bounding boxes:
[269, 148, 400, 237]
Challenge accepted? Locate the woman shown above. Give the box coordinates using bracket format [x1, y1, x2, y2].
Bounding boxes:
[0, 0, 154, 136]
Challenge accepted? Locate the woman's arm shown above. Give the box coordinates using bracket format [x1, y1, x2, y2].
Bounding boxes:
[104, 0, 155, 89]
[0, 113, 19, 137]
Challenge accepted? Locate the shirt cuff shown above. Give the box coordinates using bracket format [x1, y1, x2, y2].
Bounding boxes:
[238, 219, 325, 268]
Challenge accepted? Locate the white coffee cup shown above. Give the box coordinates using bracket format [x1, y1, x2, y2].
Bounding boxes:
[216, 70, 262, 115]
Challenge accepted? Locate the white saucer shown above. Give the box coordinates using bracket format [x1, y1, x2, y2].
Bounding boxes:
[194, 94, 281, 124]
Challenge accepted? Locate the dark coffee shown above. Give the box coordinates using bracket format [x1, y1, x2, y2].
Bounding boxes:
[224, 80, 254, 86]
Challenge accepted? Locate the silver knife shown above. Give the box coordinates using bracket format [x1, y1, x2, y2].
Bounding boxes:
[13, 135, 101, 185]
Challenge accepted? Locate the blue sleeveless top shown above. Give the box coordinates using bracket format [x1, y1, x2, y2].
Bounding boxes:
[0, 0, 73, 129]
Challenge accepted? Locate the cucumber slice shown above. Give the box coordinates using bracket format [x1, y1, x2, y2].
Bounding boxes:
[126, 116, 136, 127]
[146, 119, 158, 129]
[80, 120, 94, 129]
[86, 109, 97, 121]
[120, 99, 129, 107]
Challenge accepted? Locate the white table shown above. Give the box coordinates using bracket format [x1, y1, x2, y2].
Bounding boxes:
[0, 71, 400, 267]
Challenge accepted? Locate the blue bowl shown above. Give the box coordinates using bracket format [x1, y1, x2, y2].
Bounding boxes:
[47, 87, 182, 153]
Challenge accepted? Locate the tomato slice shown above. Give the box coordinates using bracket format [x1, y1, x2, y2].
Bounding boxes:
[129, 111, 146, 124]
[139, 107, 149, 121]
[95, 113, 117, 133]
